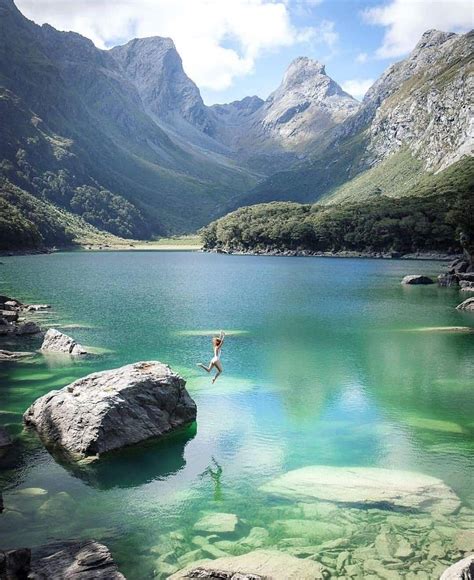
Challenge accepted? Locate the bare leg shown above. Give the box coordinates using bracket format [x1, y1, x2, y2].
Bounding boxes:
[212, 361, 223, 383]
[197, 362, 211, 373]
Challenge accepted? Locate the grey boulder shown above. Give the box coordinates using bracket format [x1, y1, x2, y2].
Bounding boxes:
[440, 554, 474, 580]
[29, 540, 125, 579]
[41, 328, 87, 356]
[456, 297, 474, 311]
[401, 275, 434, 285]
[23, 361, 197, 460]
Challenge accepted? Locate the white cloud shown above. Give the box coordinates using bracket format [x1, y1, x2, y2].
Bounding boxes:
[16, 0, 327, 92]
[315, 19, 339, 48]
[356, 52, 368, 63]
[341, 78, 374, 100]
[363, 0, 473, 59]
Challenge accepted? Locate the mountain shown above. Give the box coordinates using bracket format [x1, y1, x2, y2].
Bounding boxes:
[210, 57, 359, 171]
[1, 0, 471, 251]
[0, 0, 258, 243]
[241, 29, 473, 207]
[112, 46, 359, 174]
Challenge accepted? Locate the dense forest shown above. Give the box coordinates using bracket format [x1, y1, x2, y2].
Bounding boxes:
[201, 158, 474, 256]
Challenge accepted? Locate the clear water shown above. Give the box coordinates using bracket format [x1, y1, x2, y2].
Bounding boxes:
[0, 252, 473, 579]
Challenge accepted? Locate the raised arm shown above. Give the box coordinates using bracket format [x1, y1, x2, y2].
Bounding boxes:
[219, 330, 225, 346]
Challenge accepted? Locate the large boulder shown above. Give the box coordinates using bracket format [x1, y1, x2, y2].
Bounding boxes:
[169, 549, 324, 579]
[41, 328, 87, 356]
[457, 298, 474, 311]
[29, 540, 125, 579]
[401, 275, 434, 285]
[23, 361, 197, 460]
[440, 554, 474, 580]
[260, 466, 461, 515]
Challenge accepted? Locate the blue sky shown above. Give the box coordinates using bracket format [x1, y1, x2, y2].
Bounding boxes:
[17, 0, 473, 103]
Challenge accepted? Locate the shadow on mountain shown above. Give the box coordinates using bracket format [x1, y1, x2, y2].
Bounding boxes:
[60, 424, 197, 490]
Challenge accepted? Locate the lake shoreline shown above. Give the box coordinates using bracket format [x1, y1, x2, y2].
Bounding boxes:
[204, 248, 461, 261]
[2, 245, 460, 261]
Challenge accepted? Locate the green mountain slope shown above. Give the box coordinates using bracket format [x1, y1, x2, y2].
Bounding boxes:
[238, 30, 473, 209]
[0, 0, 258, 245]
[202, 157, 474, 255]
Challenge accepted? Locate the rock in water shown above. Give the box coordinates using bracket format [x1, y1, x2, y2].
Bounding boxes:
[440, 555, 474, 580]
[169, 549, 324, 579]
[23, 362, 197, 460]
[30, 540, 125, 579]
[194, 513, 239, 534]
[41, 328, 87, 356]
[260, 466, 460, 514]
[16, 321, 41, 335]
[401, 275, 434, 285]
[0, 548, 31, 578]
[456, 297, 474, 311]
[0, 349, 34, 361]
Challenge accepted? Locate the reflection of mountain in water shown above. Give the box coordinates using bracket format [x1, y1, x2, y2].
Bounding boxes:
[62, 425, 197, 490]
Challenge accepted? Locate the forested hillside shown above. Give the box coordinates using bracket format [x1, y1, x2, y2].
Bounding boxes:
[201, 158, 474, 255]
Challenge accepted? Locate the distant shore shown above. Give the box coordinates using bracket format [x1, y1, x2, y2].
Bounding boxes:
[0, 236, 202, 257]
[204, 248, 461, 261]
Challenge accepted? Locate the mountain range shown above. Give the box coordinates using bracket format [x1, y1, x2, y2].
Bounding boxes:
[0, 0, 472, 250]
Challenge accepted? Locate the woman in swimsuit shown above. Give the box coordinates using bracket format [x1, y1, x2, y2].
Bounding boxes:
[197, 331, 225, 383]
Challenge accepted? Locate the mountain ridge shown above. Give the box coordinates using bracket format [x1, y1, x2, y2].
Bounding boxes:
[0, 0, 472, 251]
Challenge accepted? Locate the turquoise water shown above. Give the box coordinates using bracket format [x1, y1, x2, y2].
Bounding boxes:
[0, 251, 473, 579]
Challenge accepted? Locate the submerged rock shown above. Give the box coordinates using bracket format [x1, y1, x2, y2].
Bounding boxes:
[401, 275, 434, 285]
[23, 361, 197, 460]
[456, 297, 474, 311]
[170, 549, 324, 579]
[260, 466, 461, 514]
[440, 555, 474, 580]
[0, 349, 34, 361]
[30, 540, 125, 579]
[194, 513, 239, 534]
[41, 328, 87, 356]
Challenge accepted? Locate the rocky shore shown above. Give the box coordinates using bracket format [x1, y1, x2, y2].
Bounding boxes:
[1, 540, 125, 579]
[0, 295, 46, 337]
[205, 247, 460, 261]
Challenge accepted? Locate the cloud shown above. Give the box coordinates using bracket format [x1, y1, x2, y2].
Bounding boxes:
[363, 0, 473, 58]
[341, 78, 374, 100]
[356, 52, 368, 64]
[315, 20, 339, 48]
[16, 0, 327, 92]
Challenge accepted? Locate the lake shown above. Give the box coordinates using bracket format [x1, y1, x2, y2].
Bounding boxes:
[0, 251, 473, 578]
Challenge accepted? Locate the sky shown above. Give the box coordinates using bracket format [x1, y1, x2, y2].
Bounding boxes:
[16, 0, 473, 104]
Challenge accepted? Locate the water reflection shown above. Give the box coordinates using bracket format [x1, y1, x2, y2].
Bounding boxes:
[58, 425, 197, 490]
[200, 457, 223, 501]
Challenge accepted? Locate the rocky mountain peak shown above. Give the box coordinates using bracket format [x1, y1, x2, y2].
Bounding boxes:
[110, 36, 215, 135]
[282, 57, 326, 87]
